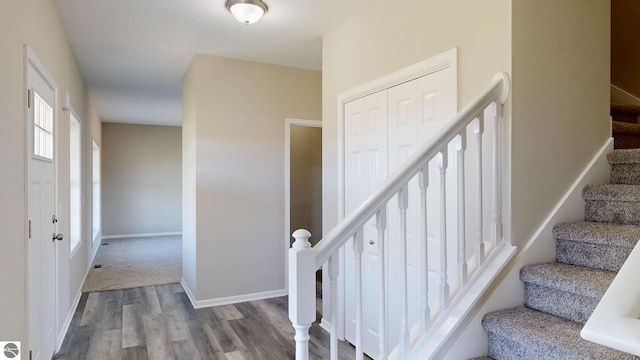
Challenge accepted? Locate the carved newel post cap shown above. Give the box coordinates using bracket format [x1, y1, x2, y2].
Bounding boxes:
[292, 229, 312, 250]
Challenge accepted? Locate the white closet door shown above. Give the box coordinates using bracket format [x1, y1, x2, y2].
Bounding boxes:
[345, 90, 388, 356]
[343, 67, 456, 358]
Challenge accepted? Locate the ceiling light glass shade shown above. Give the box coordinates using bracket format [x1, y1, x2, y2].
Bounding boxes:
[226, 0, 268, 25]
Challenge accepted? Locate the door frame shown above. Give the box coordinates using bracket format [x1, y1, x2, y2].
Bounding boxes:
[24, 45, 61, 358]
[331, 48, 458, 340]
[284, 118, 322, 291]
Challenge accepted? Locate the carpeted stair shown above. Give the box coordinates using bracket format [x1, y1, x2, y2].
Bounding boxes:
[476, 149, 640, 360]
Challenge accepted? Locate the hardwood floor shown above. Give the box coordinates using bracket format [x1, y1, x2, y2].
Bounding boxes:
[55, 283, 364, 360]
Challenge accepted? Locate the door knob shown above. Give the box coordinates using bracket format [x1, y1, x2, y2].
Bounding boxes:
[53, 233, 64, 241]
[369, 240, 375, 245]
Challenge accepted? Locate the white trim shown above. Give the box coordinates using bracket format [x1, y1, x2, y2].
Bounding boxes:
[337, 48, 458, 103]
[320, 318, 332, 333]
[181, 278, 287, 309]
[92, 232, 101, 259]
[582, 242, 640, 355]
[284, 118, 322, 292]
[58, 246, 97, 351]
[610, 84, 640, 106]
[101, 231, 182, 240]
[513, 137, 613, 257]
[68, 107, 83, 259]
[330, 47, 458, 340]
[56, 283, 82, 351]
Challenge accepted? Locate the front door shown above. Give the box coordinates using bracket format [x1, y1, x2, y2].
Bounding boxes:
[27, 53, 58, 360]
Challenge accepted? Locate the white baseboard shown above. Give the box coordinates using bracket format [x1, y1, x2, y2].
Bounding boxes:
[442, 137, 614, 359]
[102, 231, 182, 240]
[56, 288, 82, 351]
[320, 318, 331, 333]
[181, 278, 286, 309]
[57, 250, 97, 351]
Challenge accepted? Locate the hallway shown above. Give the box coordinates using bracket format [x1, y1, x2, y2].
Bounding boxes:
[55, 283, 360, 360]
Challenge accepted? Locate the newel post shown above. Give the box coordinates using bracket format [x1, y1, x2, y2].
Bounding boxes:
[288, 229, 316, 360]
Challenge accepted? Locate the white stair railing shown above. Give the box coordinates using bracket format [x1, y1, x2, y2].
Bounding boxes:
[289, 72, 510, 360]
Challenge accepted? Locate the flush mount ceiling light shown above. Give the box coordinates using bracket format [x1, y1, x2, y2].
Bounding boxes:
[226, 0, 268, 25]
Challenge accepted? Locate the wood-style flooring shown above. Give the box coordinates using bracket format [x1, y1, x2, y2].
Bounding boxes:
[55, 283, 363, 360]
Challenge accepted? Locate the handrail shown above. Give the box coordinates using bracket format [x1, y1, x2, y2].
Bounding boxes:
[288, 72, 511, 360]
[581, 241, 640, 355]
[313, 72, 509, 268]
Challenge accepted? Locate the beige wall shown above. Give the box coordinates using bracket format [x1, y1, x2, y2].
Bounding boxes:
[511, 0, 610, 246]
[102, 123, 182, 236]
[322, 0, 609, 249]
[290, 125, 322, 246]
[0, 0, 102, 347]
[322, 0, 511, 239]
[612, 0, 640, 98]
[182, 55, 322, 301]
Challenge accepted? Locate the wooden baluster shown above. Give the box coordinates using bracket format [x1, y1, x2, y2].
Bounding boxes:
[398, 186, 410, 356]
[418, 166, 431, 334]
[354, 230, 364, 360]
[491, 102, 502, 246]
[376, 207, 388, 359]
[473, 115, 485, 265]
[437, 151, 450, 309]
[329, 255, 339, 360]
[288, 229, 316, 360]
[456, 134, 468, 286]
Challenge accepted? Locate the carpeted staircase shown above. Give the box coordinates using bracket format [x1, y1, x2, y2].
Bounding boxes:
[473, 148, 640, 360]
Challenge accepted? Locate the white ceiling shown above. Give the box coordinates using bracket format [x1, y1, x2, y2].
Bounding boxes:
[53, 0, 365, 127]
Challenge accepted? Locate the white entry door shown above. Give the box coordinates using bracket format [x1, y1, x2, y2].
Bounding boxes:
[27, 54, 58, 360]
[344, 68, 456, 358]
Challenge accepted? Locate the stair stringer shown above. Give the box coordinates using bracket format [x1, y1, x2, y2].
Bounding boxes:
[420, 137, 614, 360]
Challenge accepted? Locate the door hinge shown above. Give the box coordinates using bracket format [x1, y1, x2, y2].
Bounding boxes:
[27, 89, 31, 108]
[29, 220, 31, 239]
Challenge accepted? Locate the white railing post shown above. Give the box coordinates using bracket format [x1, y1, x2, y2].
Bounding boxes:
[456, 134, 468, 286]
[289, 229, 316, 360]
[376, 207, 388, 360]
[473, 116, 485, 265]
[398, 186, 410, 357]
[328, 254, 339, 360]
[437, 150, 450, 309]
[418, 166, 431, 334]
[491, 102, 502, 246]
[354, 230, 364, 360]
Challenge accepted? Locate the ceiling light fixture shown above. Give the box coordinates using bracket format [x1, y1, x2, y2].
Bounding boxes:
[226, 0, 268, 25]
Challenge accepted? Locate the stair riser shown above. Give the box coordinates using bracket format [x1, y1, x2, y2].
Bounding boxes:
[487, 333, 577, 360]
[584, 200, 640, 224]
[487, 333, 531, 360]
[523, 283, 598, 324]
[610, 164, 640, 185]
[556, 239, 631, 272]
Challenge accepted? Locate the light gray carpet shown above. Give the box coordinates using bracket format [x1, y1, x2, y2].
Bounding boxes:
[477, 149, 640, 360]
[82, 235, 182, 293]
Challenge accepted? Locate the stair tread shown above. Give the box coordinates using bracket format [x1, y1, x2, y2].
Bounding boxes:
[608, 148, 640, 164]
[520, 263, 614, 299]
[553, 221, 640, 248]
[482, 307, 636, 359]
[583, 184, 640, 201]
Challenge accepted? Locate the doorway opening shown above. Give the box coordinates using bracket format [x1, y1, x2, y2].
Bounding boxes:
[284, 118, 322, 310]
